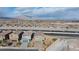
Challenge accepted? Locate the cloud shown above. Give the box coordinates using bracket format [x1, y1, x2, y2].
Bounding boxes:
[14, 7, 67, 16]
[0, 7, 79, 20]
[11, 7, 68, 20]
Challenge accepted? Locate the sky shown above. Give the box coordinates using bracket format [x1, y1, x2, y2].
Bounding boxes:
[0, 7, 79, 20]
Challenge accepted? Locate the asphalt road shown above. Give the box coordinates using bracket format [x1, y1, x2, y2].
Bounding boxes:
[0, 48, 38, 51]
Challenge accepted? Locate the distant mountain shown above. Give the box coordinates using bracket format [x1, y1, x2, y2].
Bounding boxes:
[0, 17, 15, 20]
[0, 17, 79, 23]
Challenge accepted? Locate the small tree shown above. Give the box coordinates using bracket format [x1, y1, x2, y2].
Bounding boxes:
[52, 38, 57, 41]
[0, 40, 3, 45]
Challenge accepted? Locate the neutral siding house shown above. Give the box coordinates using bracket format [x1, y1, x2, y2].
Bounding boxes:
[28, 31, 45, 50]
[2, 31, 12, 40]
[18, 32, 24, 41]
[0, 33, 4, 41]
[20, 31, 33, 48]
[9, 31, 21, 42]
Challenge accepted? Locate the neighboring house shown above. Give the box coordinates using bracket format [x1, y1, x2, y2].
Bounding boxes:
[29, 31, 45, 50]
[9, 31, 21, 42]
[43, 35, 57, 50]
[18, 32, 24, 41]
[0, 31, 12, 47]
[0, 33, 4, 41]
[2, 31, 12, 40]
[20, 31, 33, 48]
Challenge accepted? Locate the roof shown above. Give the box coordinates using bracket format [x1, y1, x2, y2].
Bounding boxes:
[22, 31, 33, 36]
[0, 31, 12, 36]
[11, 31, 22, 35]
[34, 31, 44, 36]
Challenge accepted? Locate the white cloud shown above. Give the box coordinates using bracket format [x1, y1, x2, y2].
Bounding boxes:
[13, 7, 67, 17]
[1, 7, 78, 20]
[31, 7, 66, 15]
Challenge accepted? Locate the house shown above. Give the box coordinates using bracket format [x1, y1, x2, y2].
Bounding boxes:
[0, 31, 12, 46]
[9, 31, 21, 42]
[18, 32, 24, 41]
[9, 31, 23, 47]
[28, 31, 45, 50]
[2, 31, 12, 40]
[0, 33, 4, 41]
[43, 35, 57, 50]
[33, 31, 45, 42]
[20, 31, 33, 48]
